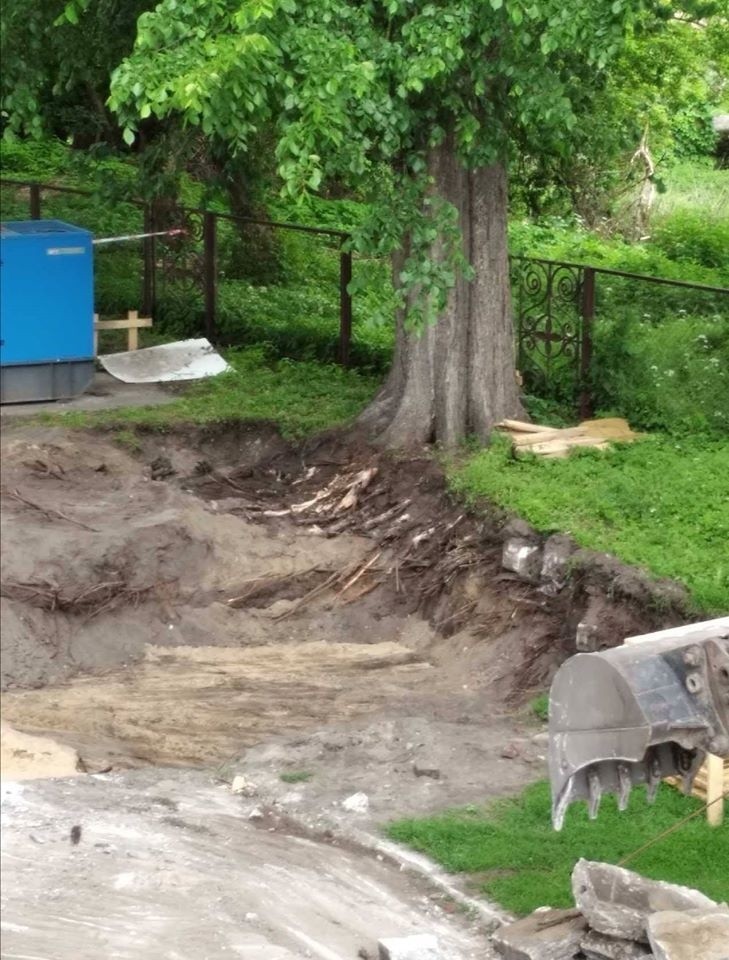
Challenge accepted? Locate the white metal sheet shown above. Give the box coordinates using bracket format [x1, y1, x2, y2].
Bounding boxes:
[99, 338, 231, 384]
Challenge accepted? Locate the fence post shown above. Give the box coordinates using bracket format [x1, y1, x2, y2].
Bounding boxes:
[142, 203, 156, 317]
[203, 211, 218, 341]
[579, 267, 596, 419]
[29, 183, 41, 220]
[338, 242, 353, 366]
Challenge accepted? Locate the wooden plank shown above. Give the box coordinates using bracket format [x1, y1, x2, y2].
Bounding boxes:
[95, 317, 153, 331]
[517, 436, 610, 457]
[706, 753, 725, 827]
[513, 425, 587, 447]
[496, 419, 553, 433]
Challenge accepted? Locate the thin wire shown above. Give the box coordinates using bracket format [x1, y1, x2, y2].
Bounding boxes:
[618, 790, 728, 867]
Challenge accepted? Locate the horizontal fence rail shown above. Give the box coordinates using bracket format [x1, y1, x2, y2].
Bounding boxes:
[510, 254, 728, 417]
[1, 177, 354, 365]
[2, 178, 727, 411]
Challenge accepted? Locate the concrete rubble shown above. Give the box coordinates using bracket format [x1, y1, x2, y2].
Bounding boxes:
[378, 934, 444, 960]
[491, 860, 727, 960]
[647, 908, 729, 960]
[572, 859, 719, 943]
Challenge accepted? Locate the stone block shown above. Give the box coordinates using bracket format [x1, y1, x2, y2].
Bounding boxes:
[503, 539, 542, 580]
[580, 929, 654, 959]
[540, 535, 574, 584]
[572, 860, 718, 943]
[648, 907, 729, 960]
[491, 907, 586, 960]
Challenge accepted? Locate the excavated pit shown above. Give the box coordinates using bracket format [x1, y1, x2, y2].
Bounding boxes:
[1, 420, 685, 790]
[0, 418, 697, 960]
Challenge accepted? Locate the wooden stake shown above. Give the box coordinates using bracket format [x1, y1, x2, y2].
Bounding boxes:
[706, 753, 724, 827]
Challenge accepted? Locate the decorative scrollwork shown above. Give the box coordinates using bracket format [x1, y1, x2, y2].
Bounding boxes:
[510, 257, 587, 401]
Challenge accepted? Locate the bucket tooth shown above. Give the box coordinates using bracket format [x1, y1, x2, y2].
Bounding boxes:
[646, 750, 662, 804]
[617, 763, 632, 811]
[587, 769, 602, 820]
[552, 776, 574, 832]
[678, 748, 704, 796]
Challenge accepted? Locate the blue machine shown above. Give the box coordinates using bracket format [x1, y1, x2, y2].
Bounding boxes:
[0, 219, 95, 403]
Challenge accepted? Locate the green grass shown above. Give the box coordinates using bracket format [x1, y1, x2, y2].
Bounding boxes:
[37, 346, 378, 439]
[450, 434, 729, 613]
[529, 694, 549, 722]
[280, 770, 314, 783]
[387, 780, 729, 916]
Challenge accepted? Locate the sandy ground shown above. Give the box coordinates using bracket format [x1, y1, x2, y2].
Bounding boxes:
[1, 769, 497, 960]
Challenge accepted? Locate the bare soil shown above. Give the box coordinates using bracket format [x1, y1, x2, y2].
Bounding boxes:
[0, 419, 691, 958]
[1, 421, 681, 781]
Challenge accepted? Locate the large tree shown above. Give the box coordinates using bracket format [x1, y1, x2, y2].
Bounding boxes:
[89, 0, 644, 445]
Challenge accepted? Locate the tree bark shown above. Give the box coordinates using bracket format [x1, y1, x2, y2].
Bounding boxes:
[359, 143, 523, 448]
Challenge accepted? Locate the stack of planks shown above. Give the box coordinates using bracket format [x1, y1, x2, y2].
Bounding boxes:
[665, 755, 728, 827]
[496, 417, 639, 458]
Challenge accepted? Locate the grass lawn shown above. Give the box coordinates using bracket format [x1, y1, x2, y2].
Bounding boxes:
[37, 346, 378, 440]
[387, 780, 729, 916]
[450, 435, 729, 613]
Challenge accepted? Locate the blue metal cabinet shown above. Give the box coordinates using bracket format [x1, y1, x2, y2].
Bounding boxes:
[0, 219, 95, 402]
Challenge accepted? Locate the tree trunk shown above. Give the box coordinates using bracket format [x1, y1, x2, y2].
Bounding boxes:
[359, 143, 523, 448]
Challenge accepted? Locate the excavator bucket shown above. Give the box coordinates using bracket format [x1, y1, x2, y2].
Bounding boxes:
[548, 621, 729, 830]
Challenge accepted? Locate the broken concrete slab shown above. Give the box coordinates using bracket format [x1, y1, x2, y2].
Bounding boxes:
[502, 539, 542, 580]
[540, 535, 574, 584]
[647, 907, 729, 960]
[580, 929, 654, 959]
[572, 860, 719, 943]
[491, 906, 586, 960]
[378, 933, 443, 960]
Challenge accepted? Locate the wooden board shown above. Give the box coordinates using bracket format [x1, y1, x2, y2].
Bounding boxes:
[94, 310, 153, 353]
[496, 416, 638, 459]
[664, 755, 729, 827]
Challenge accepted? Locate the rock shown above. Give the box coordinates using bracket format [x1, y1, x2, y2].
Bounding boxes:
[492, 907, 586, 960]
[342, 792, 369, 814]
[580, 930, 654, 959]
[575, 621, 600, 652]
[378, 934, 443, 960]
[150, 456, 175, 480]
[531, 733, 550, 747]
[413, 762, 441, 780]
[648, 907, 729, 960]
[540, 535, 574, 584]
[500, 743, 521, 759]
[230, 775, 257, 797]
[503, 539, 542, 580]
[247, 807, 264, 820]
[572, 860, 719, 944]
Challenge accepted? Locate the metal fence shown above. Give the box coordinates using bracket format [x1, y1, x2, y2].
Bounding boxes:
[3, 177, 728, 415]
[510, 255, 729, 417]
[1, 178, 354, 364]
